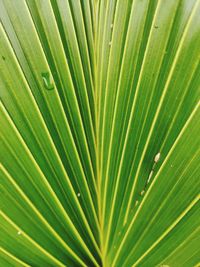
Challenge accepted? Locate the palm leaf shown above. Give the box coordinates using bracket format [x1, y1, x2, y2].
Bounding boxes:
[0, 0, 199, 266]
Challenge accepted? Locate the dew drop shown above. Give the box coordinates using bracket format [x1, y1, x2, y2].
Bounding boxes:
[41, 72, 54, 90]
[140, 190, 145, 196]
[17, 231, 21, 235]
[109, 41, 112, 46]
[77, 193, 81, 197]
[154, 152, 161, 163]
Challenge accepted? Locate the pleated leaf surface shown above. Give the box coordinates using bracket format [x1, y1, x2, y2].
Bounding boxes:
[0, 0, 199, 266]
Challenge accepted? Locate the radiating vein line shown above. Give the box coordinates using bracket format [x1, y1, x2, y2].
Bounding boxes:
[1, 6, 101, 257]
[100, 0, 132, 204]
[91, 1, 104, 257]
[122, 151, 199, 267]
[0, 18, 100, 232]
[79, 0, 95, 90]
[111, 102, 199, 266]
[50, 1, 95, 140]
[1, 2, 98, 210]
[101, 0, 154, 252]
[1, 0, 199, 266]
[96, 0, 118, 256]
[180, 250, 200, 267]
[95, 0, 104, 126]
[0, 247, 31, 267]
[0, 164, 96, 267]
[120, 95, 199, 240]
[101, 0, 135, 225]
[0, 212, 68, 267]
[157, 228, 199, 267]
[0, 104, 100, 265]
[101, 0, 162, 251]
[119, 0, 181, 221]
[97, 0, 117, 150]
[68, 0, 95, 102]
[158, 61, 200, 152]
[123, 0, 200, 223]
[25, 0, 97, 189]
[21, 0, 98, 197]
[0, 75, 100, 255]
[131, 196, 199, 267]
[1, 137, 99, 267]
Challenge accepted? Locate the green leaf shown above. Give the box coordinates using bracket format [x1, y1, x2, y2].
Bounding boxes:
[0, 0, 199, 266]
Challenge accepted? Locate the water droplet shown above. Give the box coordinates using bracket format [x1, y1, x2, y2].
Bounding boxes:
[17, 231, 21, 235]
[154, 152, 161, 163]
[154, 25, 159, 29]
[41, 72, 54, 90]
[140, 190, 145, 196]
[109, 41, 112, 46]
[77, 193, 81, 197]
